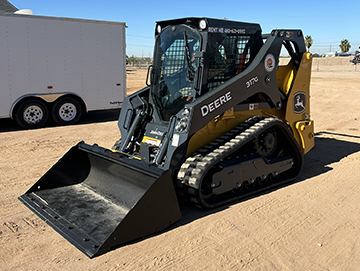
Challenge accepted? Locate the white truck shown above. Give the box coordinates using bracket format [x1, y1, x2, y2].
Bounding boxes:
[0, 13, 126, 128]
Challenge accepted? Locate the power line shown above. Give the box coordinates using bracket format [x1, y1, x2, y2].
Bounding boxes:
[127, 34, 154, 39]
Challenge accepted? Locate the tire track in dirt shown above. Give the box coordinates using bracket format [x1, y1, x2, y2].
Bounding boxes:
[1, 214, 44, 236]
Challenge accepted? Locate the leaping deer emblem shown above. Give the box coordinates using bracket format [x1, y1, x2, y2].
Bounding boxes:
[295, 95, 305, 109]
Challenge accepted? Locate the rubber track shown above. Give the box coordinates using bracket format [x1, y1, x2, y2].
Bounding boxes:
[177, 117, 301, 208]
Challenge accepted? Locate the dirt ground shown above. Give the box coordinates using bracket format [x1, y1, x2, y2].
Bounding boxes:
[1, 58, 360, 270]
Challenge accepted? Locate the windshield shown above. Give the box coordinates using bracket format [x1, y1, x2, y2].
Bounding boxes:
[152, 25, 201, 121]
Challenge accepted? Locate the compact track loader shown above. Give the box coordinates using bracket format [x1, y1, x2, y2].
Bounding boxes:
[19, 18, 314, 258]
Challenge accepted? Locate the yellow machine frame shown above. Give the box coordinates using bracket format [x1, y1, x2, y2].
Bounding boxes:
[187, 53, 314, 157]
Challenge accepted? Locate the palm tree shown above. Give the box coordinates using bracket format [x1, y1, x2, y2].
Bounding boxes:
[339, 39, 351, 53]
[304, 35, 313, 52]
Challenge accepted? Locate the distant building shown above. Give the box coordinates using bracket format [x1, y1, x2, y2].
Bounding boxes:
[0, 0, 18, 13]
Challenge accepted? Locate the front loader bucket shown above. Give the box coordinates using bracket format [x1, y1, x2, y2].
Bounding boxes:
[19, 142, 181, 258]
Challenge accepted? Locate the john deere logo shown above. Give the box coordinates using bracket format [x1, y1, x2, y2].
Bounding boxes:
[293, 92, 306, 113]
[264, 54, 275, 72]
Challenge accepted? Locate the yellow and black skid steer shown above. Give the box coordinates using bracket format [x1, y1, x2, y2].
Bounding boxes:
[19, 18, 314, 258]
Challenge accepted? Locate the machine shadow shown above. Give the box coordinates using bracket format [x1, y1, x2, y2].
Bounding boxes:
[0, 108, 120, 133]
[171, 132, 360, 228]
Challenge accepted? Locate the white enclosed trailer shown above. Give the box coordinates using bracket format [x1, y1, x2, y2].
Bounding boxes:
[0, 13, 126, 128]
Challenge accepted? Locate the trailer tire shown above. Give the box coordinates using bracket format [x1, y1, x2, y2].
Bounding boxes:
[15, 99, 49, 129]
[112, 139, 121, 151]
[52, 97, 82, 125]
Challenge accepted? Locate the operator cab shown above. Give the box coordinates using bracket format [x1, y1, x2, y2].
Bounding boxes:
[125, 18, 264, 163]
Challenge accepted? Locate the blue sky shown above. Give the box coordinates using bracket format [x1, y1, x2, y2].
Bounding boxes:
[11, 0, 359, 57]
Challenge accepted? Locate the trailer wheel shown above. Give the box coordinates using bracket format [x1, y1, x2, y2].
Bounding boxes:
[15, 99, 49, 129]
[52, 97, 82, 125]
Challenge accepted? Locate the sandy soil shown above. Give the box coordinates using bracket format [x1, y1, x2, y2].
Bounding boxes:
[1, 59, 360, 270]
